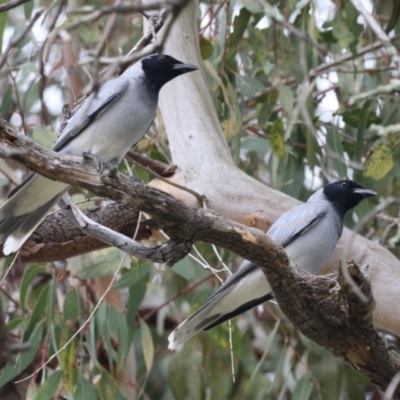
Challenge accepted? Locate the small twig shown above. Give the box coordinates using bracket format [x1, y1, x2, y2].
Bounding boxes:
[0, 0, 30, 13]
[349, 0, 400, 74]
[127, 152, 206, 205]
[310, 40, 386, 78]
[379, 221, 399, 246]
[126, 151, 176, 177]
[0, 9, 44, 70]
[38, 0, 65, 125]
[141, 274, 213, 323]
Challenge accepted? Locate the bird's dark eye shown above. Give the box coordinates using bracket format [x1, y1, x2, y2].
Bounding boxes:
[341, 181, 349, 187]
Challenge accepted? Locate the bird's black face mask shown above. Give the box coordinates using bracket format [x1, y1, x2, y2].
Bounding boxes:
[141, 55, 198, 93]
[323, 180, 376, 216]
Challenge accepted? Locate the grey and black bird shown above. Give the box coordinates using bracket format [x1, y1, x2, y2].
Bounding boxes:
[168, 180, 376, 349]
[0, 55, 198, 255]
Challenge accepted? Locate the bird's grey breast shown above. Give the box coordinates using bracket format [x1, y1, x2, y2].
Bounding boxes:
[283, 204, 343, 274]
[60, 77, 157, 163]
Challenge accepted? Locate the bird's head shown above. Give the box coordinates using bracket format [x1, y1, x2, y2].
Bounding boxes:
[323, 180, 376, 216]
[140, 54, 198, 93]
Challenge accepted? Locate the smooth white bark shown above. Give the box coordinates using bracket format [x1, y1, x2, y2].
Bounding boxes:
[148, 2, 400, 336]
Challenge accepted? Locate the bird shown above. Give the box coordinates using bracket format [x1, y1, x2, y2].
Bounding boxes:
[0, 54, 198, 255]
[168, 180, 376, 349]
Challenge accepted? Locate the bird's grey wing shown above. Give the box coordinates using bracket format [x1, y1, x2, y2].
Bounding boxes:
[268, 200, 328, 247]
[53, 78, 129, 152]
[8, 80, 129, 198]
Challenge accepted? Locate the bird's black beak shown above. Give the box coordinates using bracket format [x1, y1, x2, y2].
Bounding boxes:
[353, 188, 377, 198]
[172, 63, 198, 73]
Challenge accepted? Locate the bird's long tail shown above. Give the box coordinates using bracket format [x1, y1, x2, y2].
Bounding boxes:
[168, 266, 274, 349]
[0, 174, 69, 255]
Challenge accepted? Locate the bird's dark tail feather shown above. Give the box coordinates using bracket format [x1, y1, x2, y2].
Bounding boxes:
[203, 292, 275, 331]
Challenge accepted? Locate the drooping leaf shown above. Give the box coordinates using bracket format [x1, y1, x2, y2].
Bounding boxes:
[113, 261, 150, 289]
[93, 368, 127, 400]
[269, 118, 286, 159]
[230, 8, 251, 47]
[0, 322, 44, 386]
[20, 264, 42, 316]
[200, 37, 213, 60]
[293, 371, 314, 400]
[331, 2, 363, 51]
[278, 85, 294, 114]
[140, 319, 154, 374]
[241, 137, 271, 153]
[326, 126, 347, 178]
[386, 0, 400, 33]
[63, 289, 81, 324]
[75, 376, 97, 400]
[365, 144, 394, 180]
[33, 370, 63, 400]
[341, 107, 382, 129]
[251, 321, 280, 381]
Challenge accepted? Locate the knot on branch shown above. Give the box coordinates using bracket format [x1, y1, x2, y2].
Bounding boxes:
[338, 260, 376, 330]
[140, 238, 192, 266]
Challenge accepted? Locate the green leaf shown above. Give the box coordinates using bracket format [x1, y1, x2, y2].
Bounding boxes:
[20, 264, 42, 316]
[278, 85, 294, 114]
[230, 8, 251, 47]
[33, 370, 63, 400]
[113, 261, 150, 289]
[236, 75, 264, 98]
[0, 322, 44, 386]
[140, 320, 154, 374]
[270, 118, 286, 159]
[200, 37, 213, 60]
[241, 137, 271, 153]
[251, 321, 280, 381]
[93, 368, 127, 400]
[326, 126, 347, 178]
[306, 130, 319, 167]
[75, 248, 122, 279]
[7, 318, 22, 331]
[386, 0, 400, 33]
[293, 371, 314, 400]
[63, 289, 81, 324]
[171, 256, 198, 281]
[341, 108, 381, 129]
[75, 376, 97, 400]
[364, 144, 394, 180]
[331, 2, 363, 51]
[108, 306, 129, 367]
[59, 331, 77, 393]
[241, 0, 263, 13]
[24, 0, 34, 19]
[24, 284, 49, 339]
[126, 273, 149, 327]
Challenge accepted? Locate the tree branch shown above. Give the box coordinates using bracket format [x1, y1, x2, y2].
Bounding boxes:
[0, 110, 400, 398]
[0, 117, 399, 394]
